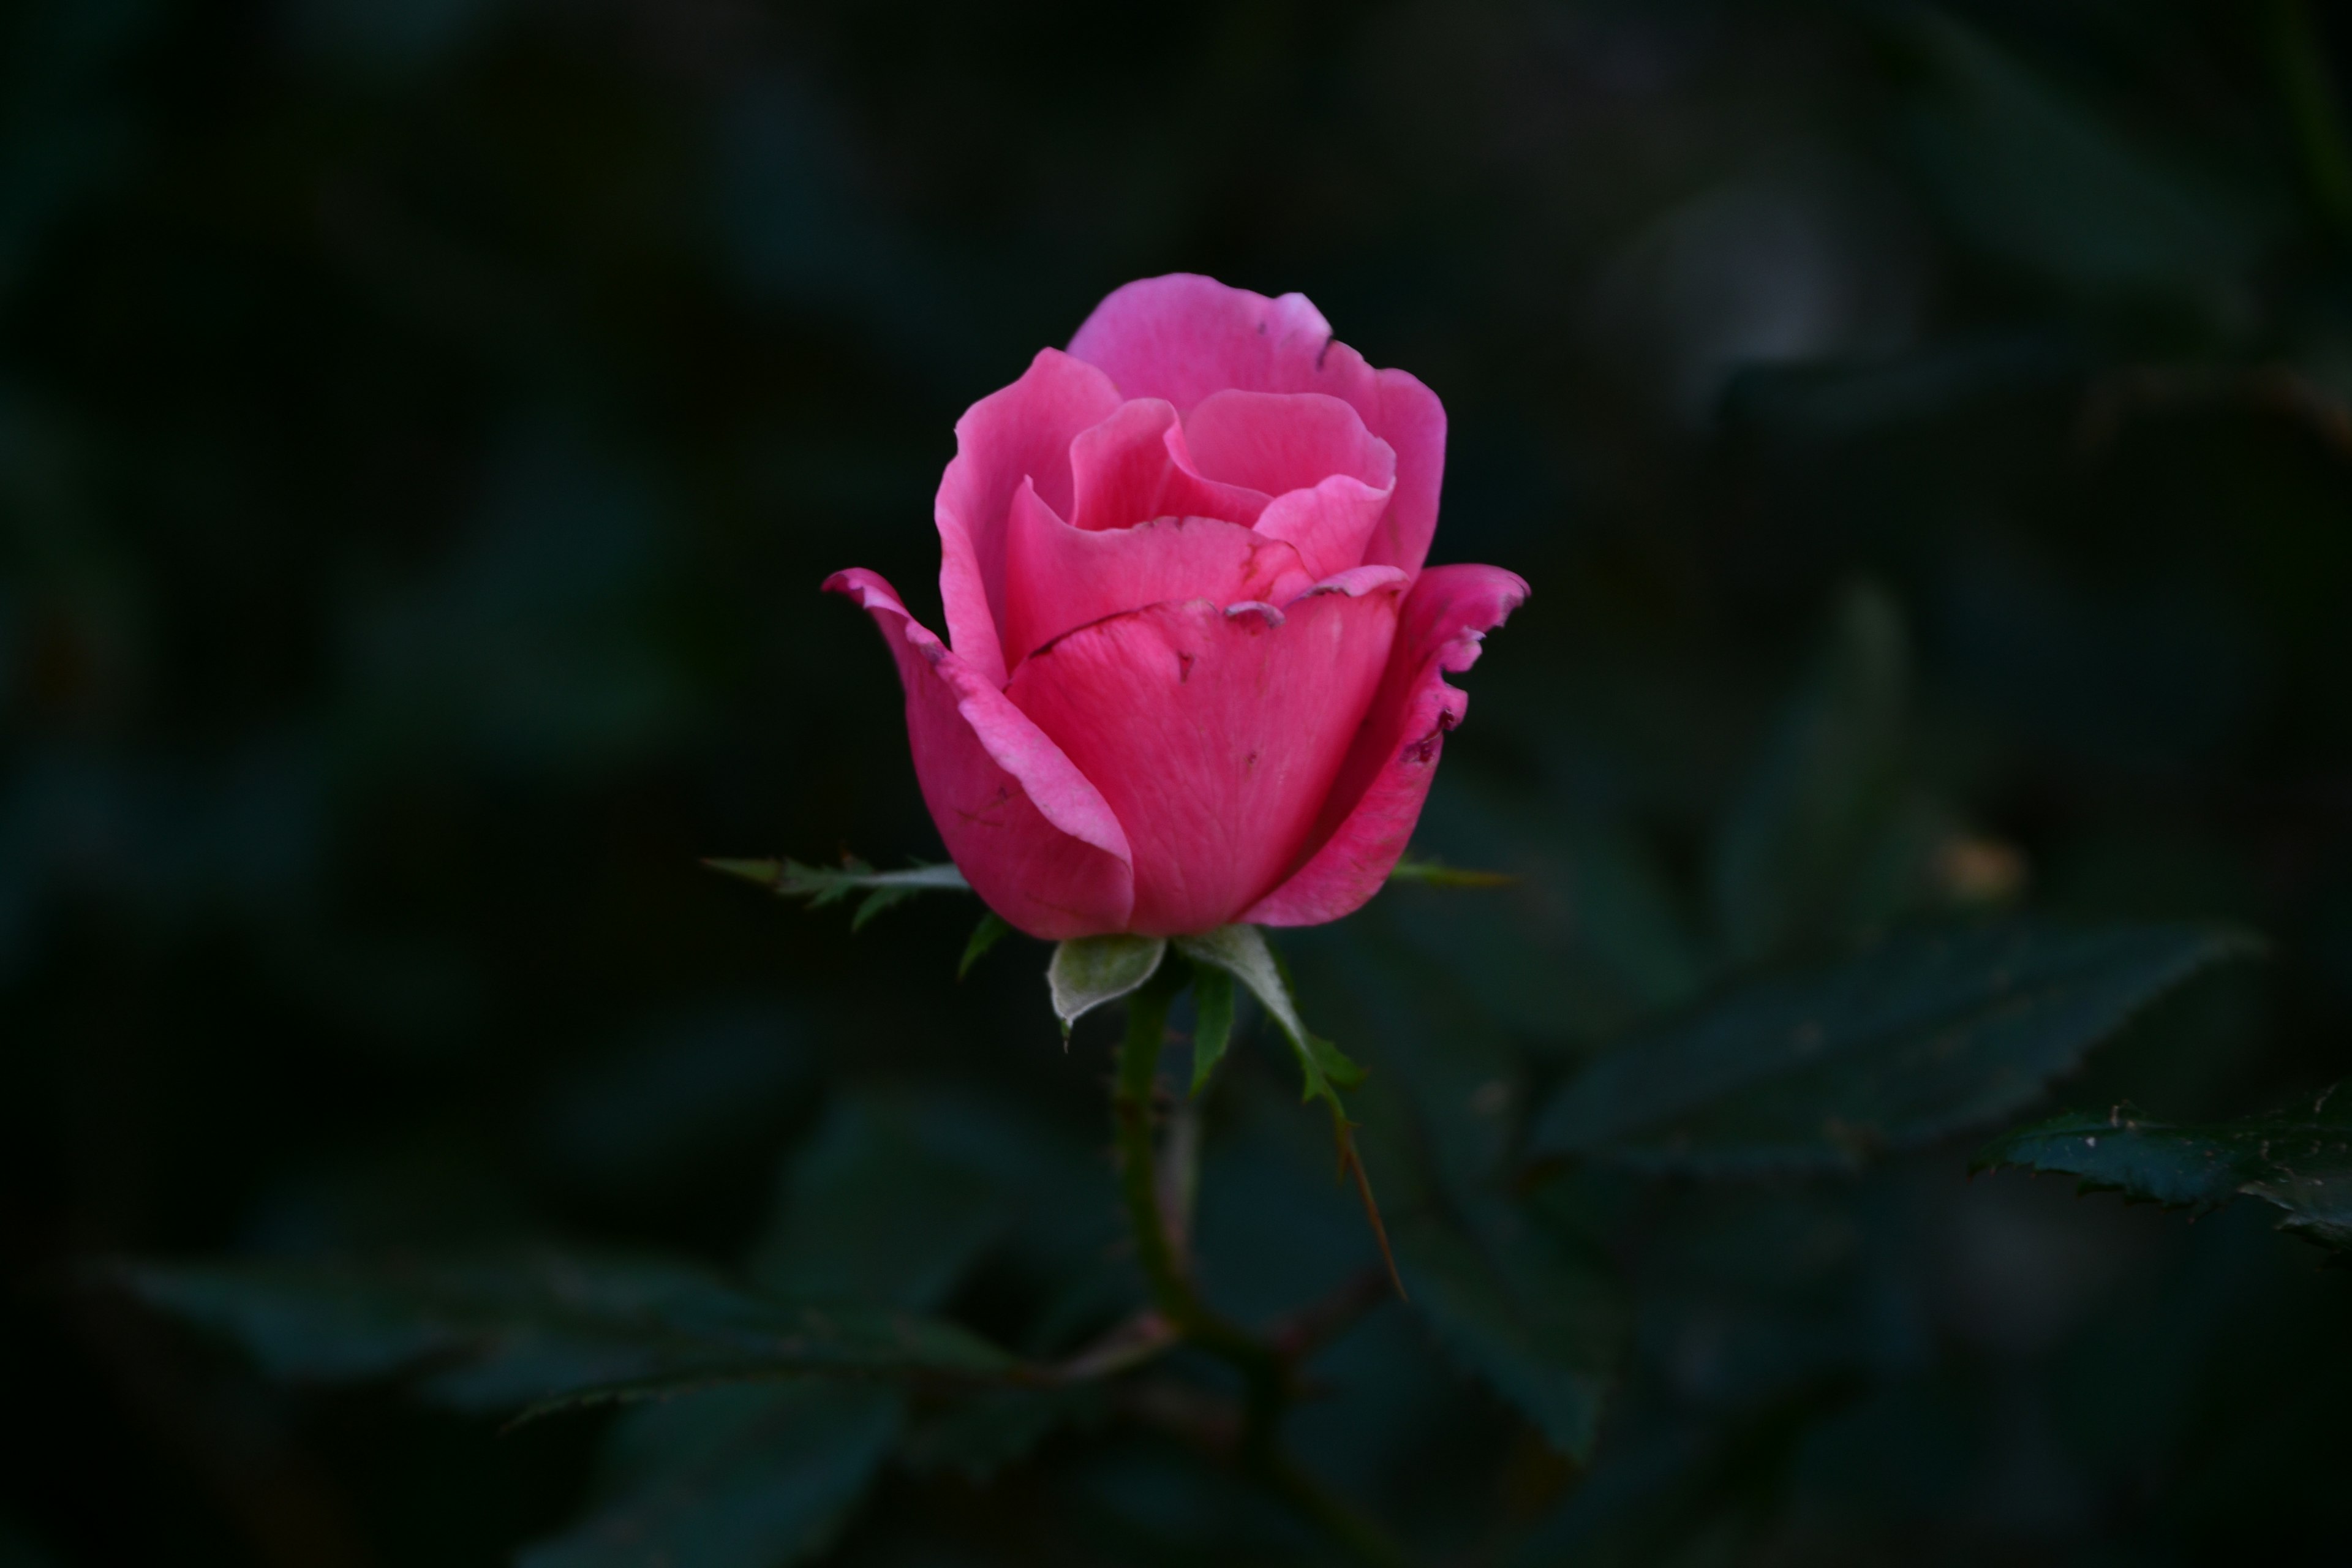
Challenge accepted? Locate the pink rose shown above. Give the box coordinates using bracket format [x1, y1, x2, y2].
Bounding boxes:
[827, 274, 1527, 940]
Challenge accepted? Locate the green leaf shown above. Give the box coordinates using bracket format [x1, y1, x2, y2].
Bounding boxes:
[118, 1251, 1017, 1415]
[957, 911, 1011, 979]
[704, 857, 971, 931]
[1391, 1193, 1626, 1460]
[1973, 1085, 2352, 1251]
[1385, 780, 1705, 1041]
[1046, 934, 1166, 1035]
[1711, 581, 1912, 969]
[1526, 922, 2258, 1175]
[1385, 855, 1515, 888]
[1189, 964, 1235, 1095]
[520, 1381, 900, 1568]
[748, 1090, 1011, 1312]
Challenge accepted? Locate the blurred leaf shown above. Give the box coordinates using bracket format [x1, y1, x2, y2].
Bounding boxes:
[957, 910, 1011, 978]
[1392, 779, 1705, 1041]
[1627, 1185, 1926, 1414]
[1328, 965, 1629, 1460]
[1301, 925, 1523, 1199]
[1506, 1389, 1844, 1568]
[519, 1381, 899, 1568]
[1189, 963, 1235, 1095]
[1900, 8, 2275, 303]
[1047, 933, 1166, 1034]
[119, 1252, 1017, 1415]
[1527, 922, 2258, 1175]
[1711, 581, 1912, 968]
[1974, 1084, 2352, 1251]
[748, 1089, 1009, 1311]
[537, 1005, 813, 1192]
[1392, 1193, 1625, 1460]
[898, 1384, 1107, 1482]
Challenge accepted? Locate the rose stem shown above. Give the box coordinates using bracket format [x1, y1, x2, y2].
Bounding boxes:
[1112, 963, 1414, 1568]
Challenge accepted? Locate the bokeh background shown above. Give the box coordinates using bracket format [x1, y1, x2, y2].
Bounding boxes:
[7, 0, 2352, 1563]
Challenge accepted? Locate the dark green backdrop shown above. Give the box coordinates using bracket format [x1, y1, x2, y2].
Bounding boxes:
[6, 1, 2351, 1563]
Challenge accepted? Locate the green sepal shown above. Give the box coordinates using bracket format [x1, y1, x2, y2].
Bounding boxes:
[1047, 935, 1167, 1036]
[1189, 965, 1235, 1095]
[958, 911, 1011, 979]
[1172, 924, 1398, 1292]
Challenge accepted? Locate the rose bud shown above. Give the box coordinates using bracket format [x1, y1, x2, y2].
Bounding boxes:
[827, 274, 1526, 940]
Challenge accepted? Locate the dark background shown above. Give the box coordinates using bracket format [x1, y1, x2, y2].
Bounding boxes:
[6, 0, 2352, 1563]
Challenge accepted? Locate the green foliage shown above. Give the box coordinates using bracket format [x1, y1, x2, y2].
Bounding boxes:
[1387, 1194, 1623, 1460]
[1975, 1085, 2352, 1251]
[1046, 933, 1167, 1033]
[1528, 923, 2258, 1175]
[26, 0, 2352, 1561]
[1710, 581, 1921, 969]
[1303, 930, 1630, 1462]
[519, 1382, 902, 1568]
[1897, 6, 2277, 305]
[749, 1093, 1011, 1311]
[705, 858, 971, 932]
[1174, 925, 1389, 1273]
[118, 1254, 1016, 1417]
[898, 1385, 1108, 1482]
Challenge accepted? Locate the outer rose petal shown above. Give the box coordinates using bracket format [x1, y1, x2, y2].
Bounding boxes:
[826, 568, 1134, 940]
[1069, 399, 1266, 532]
[1001, 480, 1313, 666]
[1067, 276, 1368, 414]
[1364, 368, 1445, 577]
[936, 349, 1123, 688]
[1005, 575, 1407, 935]
[1242, 564, 1529, 928]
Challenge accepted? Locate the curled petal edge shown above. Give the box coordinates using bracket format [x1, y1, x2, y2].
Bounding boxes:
[1240, 563, 1528, 928]
[825, 568, 1135, 939]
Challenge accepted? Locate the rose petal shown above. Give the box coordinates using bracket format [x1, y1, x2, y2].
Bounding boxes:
[1068, 275, 1373, 414]
[1002, 480, 1314, 667]
[1364, 368, 1445, 577]
[1241, 564, 1529, 927]
[826, 567, 1134, 939]
[1069, 275, 1447, 577]
[1006, 577, 1408, 935]
[1068, 398, 1267, 532]
[936, 349, 1123, 688]
[1182, 390, 1395, 497]
[1251, 474, 1396, 584]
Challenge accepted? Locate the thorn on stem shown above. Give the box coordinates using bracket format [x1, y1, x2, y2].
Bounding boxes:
[1332, 1118, 1406, 1302]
